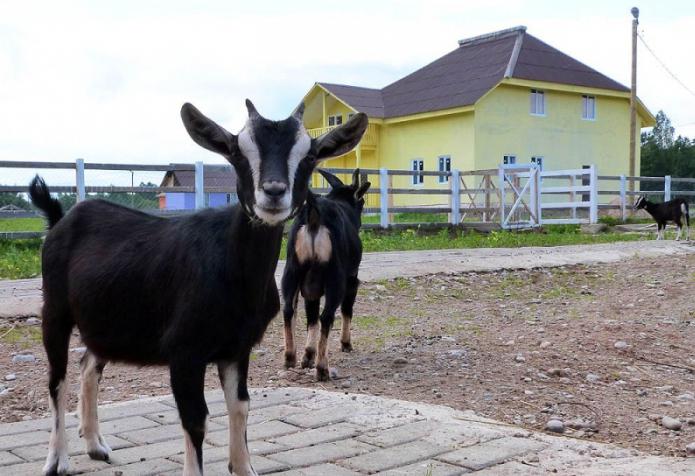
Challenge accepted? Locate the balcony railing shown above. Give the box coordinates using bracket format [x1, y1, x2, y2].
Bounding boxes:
[307, 123, 378, 149]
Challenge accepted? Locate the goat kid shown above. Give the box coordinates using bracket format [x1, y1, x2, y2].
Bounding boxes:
[30, 100, 368, 476]
[281, 169, 370, 381]
[634, 195, 690, 240]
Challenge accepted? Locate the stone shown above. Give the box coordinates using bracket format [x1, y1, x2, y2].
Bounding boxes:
[662, 416, 682, 431]
[614, 341, 628, 350]
[12, 354, 36, 363]
[676, 393, 694, 402]
[581, 223, 608, 234]
[329, 368, 339, 379]
[539, 341, 551, 349]
[25, 317, 40, 325]
[686, 442, 695, 457]
[585, 373, 600, 383]
[392, 357, 408, 366]
[545, 419, 565, 433]
[4, 374, 16, 382]
[515, 354, 526, 363]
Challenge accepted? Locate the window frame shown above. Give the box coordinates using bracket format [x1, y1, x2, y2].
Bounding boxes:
[327, 114, 343, 127]
[581, 95, 596, 121]
[530, 156, 544, 171]
[502, 155, 517, 166]
[530, 89, 546, 116]
[411, 159, 424, 186]
[438, 155, 451, 183]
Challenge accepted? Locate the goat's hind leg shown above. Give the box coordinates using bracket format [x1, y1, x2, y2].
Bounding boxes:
[42, 308, 73, 476]
[79, 352, 110, 461]
[170, 360, 208, 476]
[219, 355, 258, 476]
[316, 274, 345, 381]
[340, 276, 359, 352]
[301, 299, 320, 369]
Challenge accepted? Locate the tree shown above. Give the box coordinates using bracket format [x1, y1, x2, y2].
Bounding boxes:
[650, 110, 675, 149]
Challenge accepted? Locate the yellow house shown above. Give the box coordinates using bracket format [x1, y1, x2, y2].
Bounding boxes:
[301, 26, 655, 206]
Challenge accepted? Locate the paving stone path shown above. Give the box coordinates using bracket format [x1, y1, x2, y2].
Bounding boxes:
[1, 387, 693, 475]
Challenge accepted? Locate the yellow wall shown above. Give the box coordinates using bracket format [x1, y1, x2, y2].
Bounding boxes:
[378, 112, 475, 205]
[474, 84, 640, 176]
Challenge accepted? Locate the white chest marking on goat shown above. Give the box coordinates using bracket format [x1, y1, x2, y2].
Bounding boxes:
[295, 225, 332, 264]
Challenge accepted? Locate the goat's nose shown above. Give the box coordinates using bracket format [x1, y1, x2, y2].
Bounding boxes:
[262, 181, 287, 198]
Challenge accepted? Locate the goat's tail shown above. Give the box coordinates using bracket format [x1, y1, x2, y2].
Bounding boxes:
[29, 175, 64, 229]
[305, 191, 321, 234]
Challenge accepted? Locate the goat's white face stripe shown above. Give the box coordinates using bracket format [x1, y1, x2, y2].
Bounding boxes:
[237, 120, 311, 225]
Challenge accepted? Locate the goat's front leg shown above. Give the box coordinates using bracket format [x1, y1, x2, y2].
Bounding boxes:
[78, 352, 110, 461]
[170, 360, 208, 476]
[281, 272, 300, 368]
[219, 355, 257, 476]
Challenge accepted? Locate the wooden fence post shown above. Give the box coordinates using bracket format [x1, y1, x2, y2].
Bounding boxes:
[75, 158, 86, 202]
[589, 164, 598, 224]
[450, 169, 460, 225]
[380, 168, 389, 229]
[195, 161, 205, 210]
[620, 174, 627, 222]
[498, 166, 506, 227]
[664, 175, 672, 202]
[484, 175, 491, 223]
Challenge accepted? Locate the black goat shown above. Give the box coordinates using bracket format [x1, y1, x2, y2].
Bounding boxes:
[634, 195, 690, 241]
[281, 169, 370, 381]
[29, 101, 367, 476]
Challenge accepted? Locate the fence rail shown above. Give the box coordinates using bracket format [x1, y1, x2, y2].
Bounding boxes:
[1, 159, 693, 238]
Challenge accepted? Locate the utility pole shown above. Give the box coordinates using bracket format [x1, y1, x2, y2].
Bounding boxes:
[628, 6, 639, 193]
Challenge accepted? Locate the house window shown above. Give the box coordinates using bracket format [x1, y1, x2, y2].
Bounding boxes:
[347, 112, 356, 120]
[582, 165, 590, 202]
[503, 155, 517, 165]
[582, 95, 596, 120]
[411, 159, 424, 185]
[438, 156, 451, 183]
[530, 89, 545, 116]
[328, 114, 343, 127]
[531, 156, 544, 171]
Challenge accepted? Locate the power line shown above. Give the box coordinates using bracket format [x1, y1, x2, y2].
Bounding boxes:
[637, 32, 695, 99]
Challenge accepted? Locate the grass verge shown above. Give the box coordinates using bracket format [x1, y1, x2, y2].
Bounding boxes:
[0, 226, 650, 280]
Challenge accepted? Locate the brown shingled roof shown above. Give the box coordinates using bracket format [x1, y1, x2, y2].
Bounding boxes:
[160, 165, 237, 188]
[317, 27, 629, 119]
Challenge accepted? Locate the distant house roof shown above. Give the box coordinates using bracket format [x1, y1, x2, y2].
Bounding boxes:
[160, 165, 237, 189]
[317, 26, 630, 119]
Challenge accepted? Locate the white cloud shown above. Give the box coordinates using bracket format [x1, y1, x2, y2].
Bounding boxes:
[1, 0, 694, 186]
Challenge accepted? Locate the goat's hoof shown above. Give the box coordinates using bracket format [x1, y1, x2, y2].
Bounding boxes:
[284, 354, 297, 369]
[301, 349, 316, 369]
[228, 462, 259, 476]
[341, 342, 353, 352]
[86, 434, 111, 461]
[316, 366, 330, 381]
[43, 457, 69, 476]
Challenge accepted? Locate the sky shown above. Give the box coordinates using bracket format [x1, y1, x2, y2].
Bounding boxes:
[1, 0, 695, 185]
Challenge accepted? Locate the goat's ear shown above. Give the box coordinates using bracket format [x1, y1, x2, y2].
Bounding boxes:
[181, 103, 237, 157]
[355, 181, 371, 200]
[317, 169, 344, 189]
[351, 168, 360, 188]
[313, 113, 368, 161]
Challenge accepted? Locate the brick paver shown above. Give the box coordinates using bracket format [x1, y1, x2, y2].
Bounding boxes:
[0, 388, 693, 475]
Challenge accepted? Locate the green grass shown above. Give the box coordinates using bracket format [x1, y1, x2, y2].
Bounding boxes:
[362, 212, 448, 224]
[0, 217, 45, 232]
[0, 225, 650, 280]
[0, 239, 42, 279]
[0, 325, 43, 349]
[358, 226, 646, 253]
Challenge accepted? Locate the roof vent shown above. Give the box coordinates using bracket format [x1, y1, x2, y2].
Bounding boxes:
[458, 25, 526, 47]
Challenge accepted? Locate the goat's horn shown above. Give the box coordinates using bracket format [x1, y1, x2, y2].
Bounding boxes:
[293, 102, 305, 122]
[245, 99, 260, 120]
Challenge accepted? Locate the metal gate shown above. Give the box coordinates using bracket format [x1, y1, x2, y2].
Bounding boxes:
[498, 164, 541, 229]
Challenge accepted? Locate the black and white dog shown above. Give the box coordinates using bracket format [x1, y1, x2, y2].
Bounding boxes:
[30, 100, 368, 476]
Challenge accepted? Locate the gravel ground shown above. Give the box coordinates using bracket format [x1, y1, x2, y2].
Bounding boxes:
[1, 253, 694, 457]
